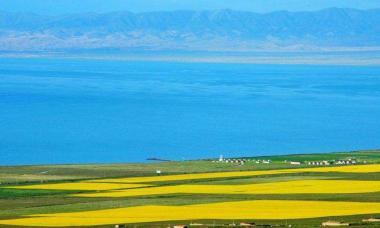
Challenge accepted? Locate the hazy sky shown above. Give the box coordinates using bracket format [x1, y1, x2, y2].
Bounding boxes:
[0, 0, 379, 15]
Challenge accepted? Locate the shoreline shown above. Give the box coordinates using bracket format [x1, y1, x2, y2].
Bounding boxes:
[0, 149, 378, 168]
[1, 52, 380, 66]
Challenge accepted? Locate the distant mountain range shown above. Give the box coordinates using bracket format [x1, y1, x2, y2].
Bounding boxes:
[0, 8, 380, 52]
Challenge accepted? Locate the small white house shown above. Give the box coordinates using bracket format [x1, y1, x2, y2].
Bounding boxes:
[290, 161, 301, 165]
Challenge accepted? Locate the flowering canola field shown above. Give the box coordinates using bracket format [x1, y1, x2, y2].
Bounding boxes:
[85, 164, 380, 184]
[2, 164, 380, 227]
[2, 200, 380, 227]
[74, 180, 380, 198]
[7, 164, 380, 192]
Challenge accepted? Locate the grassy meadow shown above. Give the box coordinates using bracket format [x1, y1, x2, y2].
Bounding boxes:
[1, 150, 380, 227]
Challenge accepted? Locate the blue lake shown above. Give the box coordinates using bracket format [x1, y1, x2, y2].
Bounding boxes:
[1, 58, 380, 165]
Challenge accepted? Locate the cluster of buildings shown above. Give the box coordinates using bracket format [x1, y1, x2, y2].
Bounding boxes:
[212, 157, 247, 165]
[321, 220, 351, 227]
[172, 221, 257, 227]
[307, 158, 358, 166]
[212, 155, 361, 167]
[334, 159, 358, 165]
[212, 155, 272, 166]
[253, 159, 272, 164]
[289, 158, 359, 166]
[306, 160, 331, 166]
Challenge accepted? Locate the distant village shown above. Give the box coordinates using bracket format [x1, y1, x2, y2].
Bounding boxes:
[212, 155, 365, 166]
[211, 155, 271, 166]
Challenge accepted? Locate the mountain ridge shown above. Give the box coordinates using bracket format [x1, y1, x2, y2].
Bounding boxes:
[1, 8, 379, 52]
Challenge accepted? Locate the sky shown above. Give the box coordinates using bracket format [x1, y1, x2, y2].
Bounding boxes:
[0, 0, 379, 15]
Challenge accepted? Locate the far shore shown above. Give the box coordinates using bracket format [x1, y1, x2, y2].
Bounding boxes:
[1, 51, 380, 66]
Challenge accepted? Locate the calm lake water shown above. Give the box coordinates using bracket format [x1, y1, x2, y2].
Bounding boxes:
[1, 58, 380, 165]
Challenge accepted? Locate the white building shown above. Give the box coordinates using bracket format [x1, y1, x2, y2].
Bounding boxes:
[290, 161, 301, 165]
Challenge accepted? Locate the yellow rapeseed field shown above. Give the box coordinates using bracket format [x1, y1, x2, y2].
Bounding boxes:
[85, 169, 291, 183]
[8, 182, 149, 191]
[2, 200, 380, 227]
[86, 164, 380, 184]
[74, 180, 380, 197]
[302, 164, 380, 173]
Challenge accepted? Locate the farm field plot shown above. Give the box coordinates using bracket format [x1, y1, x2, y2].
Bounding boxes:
[8, 183, 150, 191]
[74, 180, 380, 198]
[1, 151, 380, 227]
[2, 200, 380, 227]
[10, 182, 148, 191]
[83, 163, 380, 184]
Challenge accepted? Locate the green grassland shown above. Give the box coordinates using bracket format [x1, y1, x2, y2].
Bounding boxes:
[0, 149, 380, 228]
[2, 149, 379, 185]
[251, 150, 380, 163]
